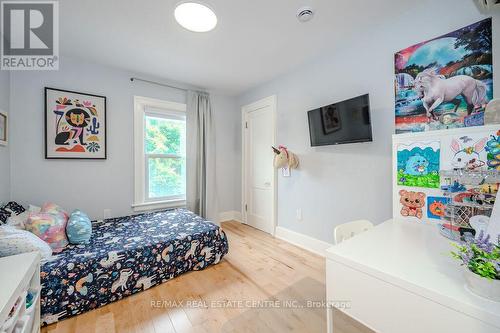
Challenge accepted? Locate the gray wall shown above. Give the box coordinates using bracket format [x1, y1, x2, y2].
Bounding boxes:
[238, 0, 500, 243]
[212, 95, 241, 213]
[0, 71, 10, 203]
[9, 56, 240, 220]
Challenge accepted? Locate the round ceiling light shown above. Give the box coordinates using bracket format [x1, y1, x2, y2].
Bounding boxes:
[174, 2, 217, 32]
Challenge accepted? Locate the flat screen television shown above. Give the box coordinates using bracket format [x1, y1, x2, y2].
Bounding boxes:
[307, 94, 372, 146]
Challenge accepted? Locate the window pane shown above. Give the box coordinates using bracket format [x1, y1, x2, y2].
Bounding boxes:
[145, 115, 185, 155]
[148, 157, 186, 199]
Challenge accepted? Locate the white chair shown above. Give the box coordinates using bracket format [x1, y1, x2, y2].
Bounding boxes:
[334, 219, 374, 245]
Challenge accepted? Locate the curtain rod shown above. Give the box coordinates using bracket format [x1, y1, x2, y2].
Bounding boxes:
[130, 77, 189, 92]
[130, 77, 207, 93]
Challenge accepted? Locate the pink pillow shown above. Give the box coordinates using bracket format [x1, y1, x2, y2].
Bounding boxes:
[25, 211, 69, 253]
[41, 203, 69, 220]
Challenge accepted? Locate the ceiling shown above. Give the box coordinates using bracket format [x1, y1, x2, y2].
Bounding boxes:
[59, 0, 422, 95]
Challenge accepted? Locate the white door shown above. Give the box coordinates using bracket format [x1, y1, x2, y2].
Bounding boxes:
[242, 96, 276, 235]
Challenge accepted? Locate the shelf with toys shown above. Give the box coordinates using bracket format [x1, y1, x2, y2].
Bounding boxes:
[392, 125, 500, 245]
[439, 169, 499, 241]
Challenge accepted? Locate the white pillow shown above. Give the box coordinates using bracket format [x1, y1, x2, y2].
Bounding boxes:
[6, 211, 30, 229]
[0, 225, 21, 234]
[0, 225, 52, 261]
[5, 205, 41, 230]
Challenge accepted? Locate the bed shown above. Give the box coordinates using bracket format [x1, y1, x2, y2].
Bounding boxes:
[40, 208, 228, 325]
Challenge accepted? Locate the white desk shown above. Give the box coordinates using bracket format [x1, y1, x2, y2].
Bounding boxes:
[326, 219, 500, 333]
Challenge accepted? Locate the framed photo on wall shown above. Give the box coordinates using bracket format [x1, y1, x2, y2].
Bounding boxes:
[321, 105, 341, 134]
[0, 111, 7, 146]
[45, 87, 107, 159]
[394, 18, 493, 133]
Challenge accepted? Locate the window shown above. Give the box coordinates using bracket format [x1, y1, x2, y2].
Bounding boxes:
[133, 96, 187, 211]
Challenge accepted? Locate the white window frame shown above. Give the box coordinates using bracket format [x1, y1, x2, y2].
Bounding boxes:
[133, 96, 187, 212]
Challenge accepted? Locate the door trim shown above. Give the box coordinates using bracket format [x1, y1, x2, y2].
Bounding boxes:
[241, 95, 277, 236]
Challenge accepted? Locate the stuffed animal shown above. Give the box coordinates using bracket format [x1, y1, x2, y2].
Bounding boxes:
[272, 145, 299, 169]
[399, 190, 425, 219]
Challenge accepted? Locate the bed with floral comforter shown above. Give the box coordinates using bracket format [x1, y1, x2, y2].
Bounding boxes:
[40, 209, 228, 325]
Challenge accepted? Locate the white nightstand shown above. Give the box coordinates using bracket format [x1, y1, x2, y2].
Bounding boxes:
[0, 252, 41, 333]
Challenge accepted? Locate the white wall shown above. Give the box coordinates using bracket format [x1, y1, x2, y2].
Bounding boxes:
[238, 0, 500, 244]
[0, 70, 10, 203]
[9, 56, 240, 220]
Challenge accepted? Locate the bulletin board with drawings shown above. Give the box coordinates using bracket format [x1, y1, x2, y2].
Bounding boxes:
[392, 125, 500, 238]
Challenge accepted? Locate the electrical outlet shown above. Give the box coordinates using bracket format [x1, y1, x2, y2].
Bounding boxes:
[103, 209, 112, 220]
[296, 208, 302, 221]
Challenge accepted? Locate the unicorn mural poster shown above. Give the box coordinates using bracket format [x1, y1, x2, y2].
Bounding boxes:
[394, 18, 493, 134]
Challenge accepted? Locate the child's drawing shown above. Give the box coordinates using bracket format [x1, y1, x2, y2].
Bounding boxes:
[397, 141, 440, 188]
[442, 134, 490, 171]
[427, 196, 450, 219]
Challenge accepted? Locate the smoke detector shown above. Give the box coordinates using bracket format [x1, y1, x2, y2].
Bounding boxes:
[297, 6, 314, 22]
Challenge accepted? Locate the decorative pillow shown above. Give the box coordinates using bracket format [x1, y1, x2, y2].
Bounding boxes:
[6, 211, 30, 229]
[0, 208, 10, 224]
[25, 212, 69, 252]
[66, 210, 92, 244]
[41, 203, 69, 220]
[28, 205, 41, 214]
[5, 204, 42, 229]
[0, 225, 52, 261]
[3, 201, 26, 215]
[0, 201, 26, 224]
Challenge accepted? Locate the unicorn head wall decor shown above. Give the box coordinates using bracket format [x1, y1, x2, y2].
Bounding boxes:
[272, 145, 299, 169]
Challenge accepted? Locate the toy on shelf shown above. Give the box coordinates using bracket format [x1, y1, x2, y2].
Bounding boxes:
[439, 169, 500, 241]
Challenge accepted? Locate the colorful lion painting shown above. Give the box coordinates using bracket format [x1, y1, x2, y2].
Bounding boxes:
[45, 88, 106, 159]
[395, 18, 493, 133]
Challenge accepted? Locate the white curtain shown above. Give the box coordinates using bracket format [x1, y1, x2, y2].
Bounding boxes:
[186, 91, 218, 222]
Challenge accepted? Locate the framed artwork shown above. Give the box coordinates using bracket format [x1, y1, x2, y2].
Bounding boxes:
[427, 196, 450, 219]
[441, 133, 494, 171]
[397, 141, 440, 188]
[395, 18, 493, 133]
[0, 111, 7, 146]
[321, 105, 341, 134]
[45, 87, 107, 159]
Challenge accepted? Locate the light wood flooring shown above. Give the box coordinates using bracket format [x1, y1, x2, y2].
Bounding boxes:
[42, 221, 372, 333]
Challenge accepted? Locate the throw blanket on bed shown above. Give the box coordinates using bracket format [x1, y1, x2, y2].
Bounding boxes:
[40, 209, 228, 325]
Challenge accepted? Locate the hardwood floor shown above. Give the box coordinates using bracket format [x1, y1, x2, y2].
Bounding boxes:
[42, 221, 372, 333]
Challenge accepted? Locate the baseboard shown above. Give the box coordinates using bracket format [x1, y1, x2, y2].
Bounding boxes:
[218, 210, 243, 223]
[275, 226, 333, 257]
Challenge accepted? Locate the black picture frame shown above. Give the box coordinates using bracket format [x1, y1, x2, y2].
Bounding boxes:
[320, 105, 342, 134]
[0, 111, 7, 145]
[45, 87, 107, 160]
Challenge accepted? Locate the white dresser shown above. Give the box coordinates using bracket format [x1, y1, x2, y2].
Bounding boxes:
[326, 219, 500, 333]
[0, 253, 41, 333]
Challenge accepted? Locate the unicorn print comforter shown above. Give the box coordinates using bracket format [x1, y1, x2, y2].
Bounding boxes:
[40, 209, 228, 325]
